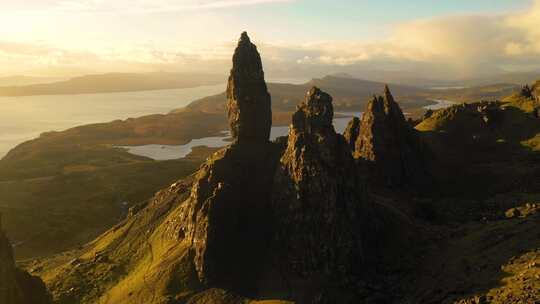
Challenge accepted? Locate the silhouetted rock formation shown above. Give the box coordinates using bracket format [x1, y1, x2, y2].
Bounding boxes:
[164, 32, 280, 296]
[171, 143, 281, 295]
[271, 87, 378, 300]
[343, 116, 360, 151]
[226, 32, 272, 143]
[423, 109, 434, 120]
[0, 215, 51, 304]
[520, 85, 534, 99]
[354, 85, 428, 187]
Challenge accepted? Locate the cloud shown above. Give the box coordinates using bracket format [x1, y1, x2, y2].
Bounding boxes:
[3, 0, 540, 80]
[277, 0, 540, 77]
[40, 0, 294, 13]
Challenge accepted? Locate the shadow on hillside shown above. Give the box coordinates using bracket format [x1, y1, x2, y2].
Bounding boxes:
[420, 103, 540, 200]
[403, 212, 540, 303]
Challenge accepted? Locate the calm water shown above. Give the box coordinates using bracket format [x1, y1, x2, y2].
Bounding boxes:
[424, 99, 456, 110]
[121, 101, 456, 161]
[0, 84, 225, 158]
[120, 112, 363, 160]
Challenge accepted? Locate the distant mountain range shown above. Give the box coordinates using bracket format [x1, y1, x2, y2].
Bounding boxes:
[180, 75, 521, 117]
[1, 69, 536, 97]
[0, 72, 224, 96]
[182, 75, 432, 114]
[0, 75, 66, 87]
[327, 70, 540, 88]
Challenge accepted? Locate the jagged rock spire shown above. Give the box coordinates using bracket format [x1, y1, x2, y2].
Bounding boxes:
[520, 85, 534, 99]
[354, 85, 428, 187]
[273, 87, 377, 282]
[226, 31, 272, 143]
[383, 84, 393, 102]
[343, 116, 361, 152]
[292, 87, 334, 133]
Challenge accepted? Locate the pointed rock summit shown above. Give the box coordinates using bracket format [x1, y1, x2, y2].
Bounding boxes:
[272, 87, 378, 288]
[353, 86, 428, 187]
[291, 87, 334, 133]
[226, 31, 272, 143]
[343, 116, 360, 151]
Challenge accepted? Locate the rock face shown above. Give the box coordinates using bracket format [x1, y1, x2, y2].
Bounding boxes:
[166, 32, 280, 295]
[520, 85, 534, 99]
[272, 87, 377, 300]
[0, 217, 51, 304]
[354, 85, 428, 187]
[343, 116, 360, 151]
[172, 143, 281, 295]
[226, 32, 272, 143]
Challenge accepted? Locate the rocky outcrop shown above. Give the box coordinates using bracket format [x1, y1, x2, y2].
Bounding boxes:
[172, 143, 282, 295]
[271, 87, 378, 300]
[0, 216, 51, 304]
[354, 85, 428, 187]
[226, 32, 272, 143]
[165, 32, 280, 296]
[519, 85, 534, 99]
[343, 116, 360, 152]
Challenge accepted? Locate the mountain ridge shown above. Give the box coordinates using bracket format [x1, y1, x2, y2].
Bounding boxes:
[0, 72, 224, 96]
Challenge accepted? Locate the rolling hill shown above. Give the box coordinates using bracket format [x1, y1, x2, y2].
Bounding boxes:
[0, 72, 224, 96]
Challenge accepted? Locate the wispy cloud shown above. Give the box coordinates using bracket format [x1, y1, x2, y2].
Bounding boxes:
[46, 0, 294, 13]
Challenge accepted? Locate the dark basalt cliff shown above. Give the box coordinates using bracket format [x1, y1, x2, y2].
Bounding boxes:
[226, 32, 272, 143]
[170, 142, 282, 295]
[351, 85, 429, 188]
[271, 87, 381, 301]
[0, 217, 51, 304]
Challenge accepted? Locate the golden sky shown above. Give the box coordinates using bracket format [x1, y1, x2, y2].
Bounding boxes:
[0, 0, 538, 79]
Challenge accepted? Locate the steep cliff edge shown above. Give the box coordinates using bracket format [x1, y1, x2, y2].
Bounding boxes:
[0, 217, 51, 304]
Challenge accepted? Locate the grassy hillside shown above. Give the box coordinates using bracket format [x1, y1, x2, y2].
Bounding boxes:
[0, 109, 227, 259]
[1, 147, 217, 259]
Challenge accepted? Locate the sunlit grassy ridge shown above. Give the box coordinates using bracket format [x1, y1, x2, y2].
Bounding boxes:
[0, 109, 229, 258]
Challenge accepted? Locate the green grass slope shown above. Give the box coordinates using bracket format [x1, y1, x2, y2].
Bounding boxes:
[0, 109, 227, 259]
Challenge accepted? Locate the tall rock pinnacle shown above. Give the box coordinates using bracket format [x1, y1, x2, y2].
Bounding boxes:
[226, 31, 272, 143]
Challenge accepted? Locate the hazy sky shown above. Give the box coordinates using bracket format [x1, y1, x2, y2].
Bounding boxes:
[0, 0, 538, 79]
